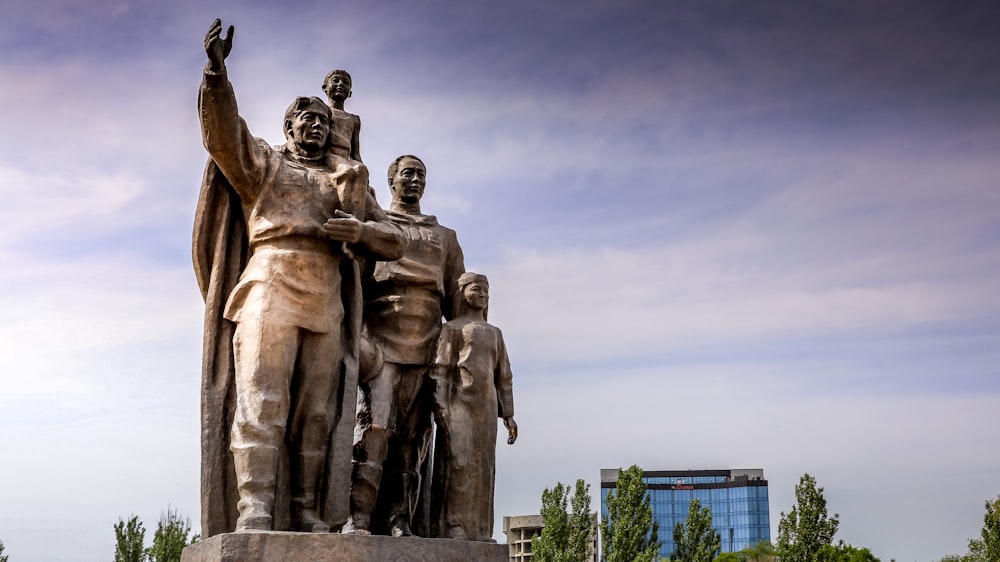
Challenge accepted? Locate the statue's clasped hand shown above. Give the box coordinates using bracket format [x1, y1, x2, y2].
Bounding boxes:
[324, 209, 366, 244]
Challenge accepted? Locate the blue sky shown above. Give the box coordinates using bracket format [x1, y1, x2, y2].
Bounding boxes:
[1, 0, 998, 560]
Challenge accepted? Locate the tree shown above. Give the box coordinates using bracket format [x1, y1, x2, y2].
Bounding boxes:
[739, 541, 776, 562]
[0, 538, 8, 562]
[672, 498, 721, 562]
[776, 473, 839, 562]
[815, 541, 880, 562]
[980, 495, 1000, 561]
[567, 480, 595, 562]
[932, 495, 1000, 562]
[114, 515, 147, 562]
[147, 507, 197, 562]
[712, 540, 775, 562]
[936, 542, 984, 562]
[601, 465, 661, 562]
[532, 479, 594, 562]
[533, 482, 570, 562]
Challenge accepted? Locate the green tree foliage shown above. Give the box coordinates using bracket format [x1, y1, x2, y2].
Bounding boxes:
[981, 495, 1000, 561]
[148, 507, 197, 562]
[533, 482, 570, 562]
[740, 541, 777, 561]
[672, 498, 721, 562]
[114, 515, 147, 562]
[935, 494, 1000, 562]
[711, 540, 775, 562]
[601, 465, 661, 562]
[0, 538, 8, 562]
[936, 543, 984, 562]
[532, 479, 594, 562]
[113, 508, 198, 562]
[815, 542, 880, 562]
[776, 473, 840, 562]
[568, 480, 595, 562]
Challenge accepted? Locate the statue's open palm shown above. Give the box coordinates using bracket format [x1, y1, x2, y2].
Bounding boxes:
[205, 19, 234, 71]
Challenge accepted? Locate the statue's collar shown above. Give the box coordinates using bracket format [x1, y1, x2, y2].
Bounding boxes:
[278, 144, 324, 165]
[387, 208, 439, 226]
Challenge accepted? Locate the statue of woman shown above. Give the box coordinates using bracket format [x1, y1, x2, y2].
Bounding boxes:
[428, 272, 518, 541]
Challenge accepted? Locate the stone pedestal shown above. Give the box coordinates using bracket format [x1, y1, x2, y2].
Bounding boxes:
[180, 531, 509, 562]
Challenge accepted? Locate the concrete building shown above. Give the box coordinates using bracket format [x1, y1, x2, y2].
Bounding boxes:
[503, 514, 599, 562]
[600, 468, 770, 558]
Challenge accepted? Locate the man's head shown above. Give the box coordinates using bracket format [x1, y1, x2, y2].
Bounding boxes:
[458, 272, 489, 311]
[388, 155, 426, 204]
[322, 69, 353, 104]
[283, 96, 332, 153]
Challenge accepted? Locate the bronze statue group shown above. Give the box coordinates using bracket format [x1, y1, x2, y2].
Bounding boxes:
[192, 19, 517, 542]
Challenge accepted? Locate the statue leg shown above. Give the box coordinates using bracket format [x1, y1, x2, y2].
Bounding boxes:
[382, 365, 431, 537]
[231, 445, 279, 531]
[230, 317, 301, 531]
[289, 327, 343, 533]
[345, 362, 397, 534]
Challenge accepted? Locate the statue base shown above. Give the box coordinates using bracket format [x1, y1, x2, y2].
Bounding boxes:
[180, 531, 509, 562]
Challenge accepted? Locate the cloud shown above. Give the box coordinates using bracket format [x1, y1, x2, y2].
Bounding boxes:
[0, 166, 146, 246]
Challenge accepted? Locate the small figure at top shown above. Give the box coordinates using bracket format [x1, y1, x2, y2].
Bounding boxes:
[322, 69, 362, 162]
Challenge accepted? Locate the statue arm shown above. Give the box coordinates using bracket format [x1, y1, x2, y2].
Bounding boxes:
[355, 189, 407, 260]
[350, 116, 362, 162]
[325, 193, 407, 261]
[442, 231, 466, 321]
[355, 213, 407, 261]
[494, 329, 515, 419]
[495, 330, 517, 445]
[198, 20, 268, 201]
[429, 324, 459, 421]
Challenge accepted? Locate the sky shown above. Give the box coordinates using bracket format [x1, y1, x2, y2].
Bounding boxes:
[1, 0, 998, 560]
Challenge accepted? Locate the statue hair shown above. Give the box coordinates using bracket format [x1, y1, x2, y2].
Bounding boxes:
[457, 272, 489, 320]
[387, 154, 425, 186]
[322, 69, 352, 94]
[283, 96, 332, 125]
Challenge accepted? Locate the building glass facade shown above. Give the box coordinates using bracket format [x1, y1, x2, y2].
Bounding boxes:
[600, 468, 770, 559]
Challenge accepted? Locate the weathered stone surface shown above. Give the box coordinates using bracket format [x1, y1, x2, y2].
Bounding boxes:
[194, 19, 518, 543]
[180, 531, 508, 562]
[428, 273, 517, 541]
[195, 18, 406, 536]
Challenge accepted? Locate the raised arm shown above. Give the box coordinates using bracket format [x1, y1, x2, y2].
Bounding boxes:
[198, 19, 268, 199]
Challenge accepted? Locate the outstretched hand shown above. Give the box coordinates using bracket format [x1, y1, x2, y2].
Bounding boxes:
[205, 18, 234, 71]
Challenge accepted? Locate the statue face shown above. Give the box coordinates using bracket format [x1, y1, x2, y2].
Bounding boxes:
[462, 281, 489, 311]
[390, 157, 426, 204]
[325, 73, 352, 101]
[287, 107, 330, 151]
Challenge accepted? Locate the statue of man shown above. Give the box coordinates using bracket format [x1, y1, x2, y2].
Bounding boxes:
[193, 19, 406, 535]
[346, 155, 466, 536]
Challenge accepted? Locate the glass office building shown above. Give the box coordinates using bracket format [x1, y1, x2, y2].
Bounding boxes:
[599, 468, 770, 559]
